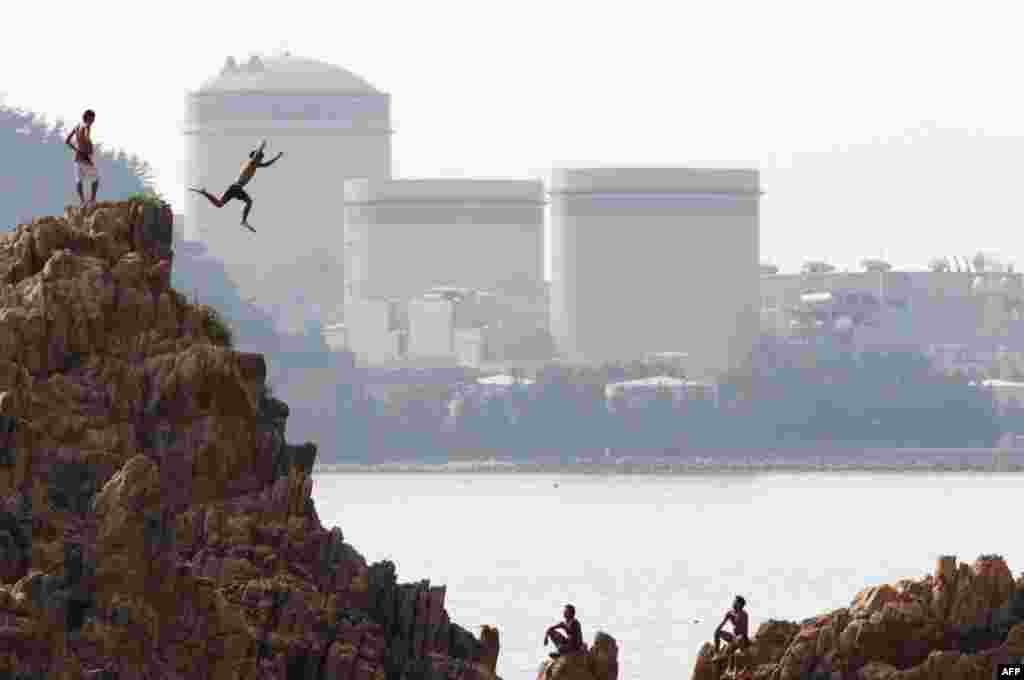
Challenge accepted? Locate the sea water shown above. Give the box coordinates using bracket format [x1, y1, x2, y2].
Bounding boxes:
[313, 472, 1020, 679]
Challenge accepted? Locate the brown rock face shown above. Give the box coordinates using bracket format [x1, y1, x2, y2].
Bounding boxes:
[480, 625, 500, 674]
[0, 202, 501, 680]
[588, 632, 619, 680]
[690, 554, 1024, 680]
[535, 632, 619, 680]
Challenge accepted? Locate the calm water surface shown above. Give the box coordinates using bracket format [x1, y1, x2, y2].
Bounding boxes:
[312, 472, 1020, 680]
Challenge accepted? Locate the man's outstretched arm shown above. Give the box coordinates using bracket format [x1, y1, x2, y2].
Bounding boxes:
[259, 152, 284, 168]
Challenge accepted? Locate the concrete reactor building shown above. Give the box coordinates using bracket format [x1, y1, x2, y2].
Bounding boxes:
[342, 178, 547, 364]
[183, 53, 393, 328]
[548, 167, 761, 378]
[342, 178, 545, 301]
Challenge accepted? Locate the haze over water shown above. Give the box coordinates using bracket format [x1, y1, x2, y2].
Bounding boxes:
[313, 472, 1020, 679]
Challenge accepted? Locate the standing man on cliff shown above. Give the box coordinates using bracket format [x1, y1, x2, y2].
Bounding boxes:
[65, 109, 100, 207]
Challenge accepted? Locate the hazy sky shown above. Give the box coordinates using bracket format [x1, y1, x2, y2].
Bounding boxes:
[4, 0, 1023, 274]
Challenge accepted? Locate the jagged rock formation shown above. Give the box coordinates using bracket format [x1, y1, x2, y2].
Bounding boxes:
[535, 632, 619, 680]
[691, 554, 1024, 680]
[0, 201, 500, 679]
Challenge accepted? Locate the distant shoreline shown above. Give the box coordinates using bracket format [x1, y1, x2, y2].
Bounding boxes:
[313, 456, 1024, 475]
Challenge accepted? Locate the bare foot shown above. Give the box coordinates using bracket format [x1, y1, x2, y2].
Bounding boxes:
[241, 222, 256, 233]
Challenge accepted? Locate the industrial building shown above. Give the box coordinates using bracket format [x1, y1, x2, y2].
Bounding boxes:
[183, 53, 393, 330]
[344, 297, 407, 365]
[182, 54, 764, 377]
[342, 178, 547, 365]
[407, 288, 488, 360]
[404, 287, 550, 365]
[548, 167, 761, 378]
[761, 268, 1024, 359]
[342, 178, 545, 301]
[604, 376, 720, 409]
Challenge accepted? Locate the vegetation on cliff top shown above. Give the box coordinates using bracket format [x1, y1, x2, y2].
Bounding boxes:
[198, 304, 234, 348]
[125, 188, 169, 208]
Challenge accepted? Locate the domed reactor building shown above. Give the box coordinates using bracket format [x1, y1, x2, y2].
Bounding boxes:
[183, 53, 392, 329]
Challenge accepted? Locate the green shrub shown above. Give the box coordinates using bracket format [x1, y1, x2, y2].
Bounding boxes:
[198, 305, 233, 347]
[126, 188, 168, 209]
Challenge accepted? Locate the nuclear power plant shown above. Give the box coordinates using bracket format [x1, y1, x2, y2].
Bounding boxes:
[549, 167, 761, 377]
[183, 53, 392, 327]
[182, 53, 761, 379]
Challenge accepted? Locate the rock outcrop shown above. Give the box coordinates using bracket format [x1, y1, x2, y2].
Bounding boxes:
[691, 554, 1024, 680]
[0, 201, 501, 679]
[536, 632, 619, 680]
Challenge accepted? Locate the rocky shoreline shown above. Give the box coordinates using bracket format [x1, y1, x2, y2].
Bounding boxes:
[8, 200, 1016, 680]
[691, 554, 1024, 680]
[0, 201, 502, 679]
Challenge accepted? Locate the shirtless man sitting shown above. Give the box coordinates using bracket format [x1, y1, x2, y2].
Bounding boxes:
[714, 596, 749, 653]
[544, 604, 584, 660]
[190, 140, 283, 232]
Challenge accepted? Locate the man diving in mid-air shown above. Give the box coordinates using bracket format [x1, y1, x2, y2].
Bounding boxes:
[189, 140, 283, 232]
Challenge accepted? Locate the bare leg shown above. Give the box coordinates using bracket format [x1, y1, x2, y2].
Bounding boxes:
[76, 181, 85, 206]
[715, 630, 734, 653]
[90, 178, 99, 204]
[712, 630, 737, 651]
[189, 187, 225, 208]
[548, 631, 567, 658]
[241, 198, 256, 231]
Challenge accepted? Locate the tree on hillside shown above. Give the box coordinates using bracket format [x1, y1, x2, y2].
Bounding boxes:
[0, 103, 154, 229]
[928, 257, 951, 273]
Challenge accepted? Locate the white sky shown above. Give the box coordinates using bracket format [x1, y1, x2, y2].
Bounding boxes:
[4, 0, 1024, 275]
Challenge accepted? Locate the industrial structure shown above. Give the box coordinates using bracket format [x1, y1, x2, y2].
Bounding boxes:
[761, 268, 1024, 352]
[548, 167, 761, 378]
[183, 54, 764, 377]
[342, 178, 545, 301]
[183, 53, 393, 330]
[341, 178, 548, 365]
[604, 376, 720, 409]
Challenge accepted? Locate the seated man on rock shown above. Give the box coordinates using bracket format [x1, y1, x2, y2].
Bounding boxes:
[714, 595, 750, 654]
[544, 603, 584, 659]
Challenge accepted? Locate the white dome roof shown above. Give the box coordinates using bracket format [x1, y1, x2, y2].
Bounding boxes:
[198, 54, 379, 93]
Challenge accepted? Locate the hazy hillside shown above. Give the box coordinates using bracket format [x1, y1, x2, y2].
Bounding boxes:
[171, 234, 344, 454]
[0, 102, 153, 228]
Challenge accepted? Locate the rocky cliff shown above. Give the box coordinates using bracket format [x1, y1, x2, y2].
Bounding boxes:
[0, 200, 500, 679]
[535, 632, 619, 680]
[691, 554, 1024, 680]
